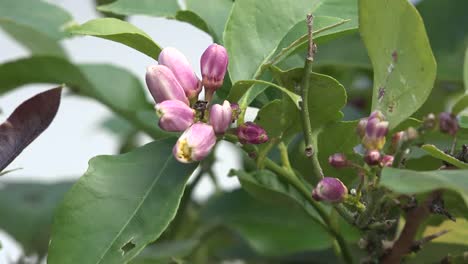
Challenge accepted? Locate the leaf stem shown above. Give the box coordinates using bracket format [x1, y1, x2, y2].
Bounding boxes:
[278, 141, 294, 173]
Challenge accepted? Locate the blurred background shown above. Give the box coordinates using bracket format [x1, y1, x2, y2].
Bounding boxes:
[0, 0, 241, 261]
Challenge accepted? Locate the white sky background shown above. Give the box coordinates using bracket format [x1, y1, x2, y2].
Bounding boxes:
[0, 0, 242, 261]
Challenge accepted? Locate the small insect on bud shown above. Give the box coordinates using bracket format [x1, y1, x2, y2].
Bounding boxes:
[209, 100, 232, 134]
[237, 122, 268, 144]
[158, 47, 201, 101]
[146, 65, 189, 105]
[439, 112, 459, 136]
[364, 150, 381, 166]
[200, 44, 228, 101]
[380, 155, 394, 167]
[173, 123, 216, 163]
[312, 177, 348, 203]
[328, 153, 349, 168]
[230, 103, 240, 122]
[156, 100, 195, 132]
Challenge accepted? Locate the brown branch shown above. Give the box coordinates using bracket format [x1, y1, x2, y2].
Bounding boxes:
[381, 191, 442, 264]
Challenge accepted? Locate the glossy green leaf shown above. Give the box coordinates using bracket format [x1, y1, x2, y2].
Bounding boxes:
[201, 189, 332, 256]
[185, 0, 233, 43]
[380, 167, 468, 207]
[0, 181, 73, 255]
[174, 10, 214, 39]
[417, 0, 468, 82]
[0, 56, 170, 139]
[452, 94, 468, 115]
[274, 68, 346, 130]
[67, 18, 162, 59]
[224, 0, 359, 82]
[421, 144, 468, 169]
[255, 99, 301, 142]
[130, 240, 198, 264]
[0, 0, 73, 40]
[227, 79, 301, 109]
[0, 20, 66, 57]
[48, 139, 198, 264]
[360, 0, 437, 129]
[97, 0, 180, 17]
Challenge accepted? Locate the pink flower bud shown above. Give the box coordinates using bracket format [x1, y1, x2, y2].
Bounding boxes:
[201, 44, 228, 101]
[237, 122, 268, 144]
[368, 110, 385, 121]
[158, 47, 201, 100]
[146, 65, 189, 105]
[390, 131, 405, 153]
[312, 177, 348, 203]
[362, 113, 388, 150]
[439, 112, 459, 136]
[328, 153, 349, 168]
[173, 123, 216, 163]
[380, 155, 394, 167]
[156, 100, 195, 132]
[364, 150, 381, 166]
[209, 100, 232, 134]
[356, 118, 368, 138]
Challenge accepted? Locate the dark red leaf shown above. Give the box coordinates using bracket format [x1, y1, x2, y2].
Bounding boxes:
[0, 87, 62, 171]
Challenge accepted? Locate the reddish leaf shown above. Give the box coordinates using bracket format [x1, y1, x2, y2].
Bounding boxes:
[0, 87, 62, 171]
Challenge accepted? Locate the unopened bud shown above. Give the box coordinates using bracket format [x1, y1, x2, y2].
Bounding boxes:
[146, 65, 189, 105]
[173, 123, 216, 163]
[201, 44, 228, 101]
[158, 47, 201, 100]
[380, 155, 394, 167]
[439, 112, 459, 136]
[364, 150, 381, 166]
[209, 100, 232, 134]
[356, 118, 368, 138]
[328, 153, 349, 168]
[156, 100, 195, 132]
[391, 131, 405, 153]
[312, 177, 348, 203]
[406, 127, 419, 141]
[237, 122, 268, 144]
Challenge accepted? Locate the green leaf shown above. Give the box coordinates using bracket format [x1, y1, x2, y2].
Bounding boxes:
[380, 167, 468, 207]
[227, 79, 301, 109]
[130, 240, 198, 264]
[0, 181, 73, 255]
[224, 0, 359, 82]
[421, 144, 468, 169]
[48, 139, 198, 264]
[201, 189, 332, 256]
[451, 94, 468, 115]
[407, 243, 468, 264]
[0, 0, 73, 40]
[274, 68, 346, 130]
[460, 116, 468, 129]
[360, 0, 437, 129]
[0, 56, 170, 139]
[0, 20, 66, 57]
[185, 0, 233, 43]
[67, 18, 162, 59]
[255, 99, 301, 142]
[417, 0, 468, 82]
[423, 219, 468, 246]
[465, 47, 468, 88]
[97, 0, 180, 17]
[174, 11, 214, 39]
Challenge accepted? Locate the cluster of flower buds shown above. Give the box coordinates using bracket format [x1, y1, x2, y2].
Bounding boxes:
[146, 44, 231, 163]
[146, 44, 268, 163]
[357, 111, 389, 151]
[312, 177, 348, 203]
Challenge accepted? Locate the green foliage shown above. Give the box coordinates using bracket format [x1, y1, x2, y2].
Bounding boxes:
[360, 0, 437, 129]
[421, 144, 468, 169]
[97, 0, 180, 17]
[48, 139, 198, 263]
[67, 18, 162, 59]
[381, 167, 468, 208]
[0, 181, 73, 255]
[201, 189, 332, 256]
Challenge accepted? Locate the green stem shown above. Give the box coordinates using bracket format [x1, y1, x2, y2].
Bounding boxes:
[278, 141, 294, 173]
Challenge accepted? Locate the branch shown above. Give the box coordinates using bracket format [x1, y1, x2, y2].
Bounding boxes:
[381, 191, 441, 263]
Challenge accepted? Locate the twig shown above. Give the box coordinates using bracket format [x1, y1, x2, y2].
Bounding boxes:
[300, 14, 317, 158]
[410, 229, 450, 252]
[381, 191, 441, 264]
